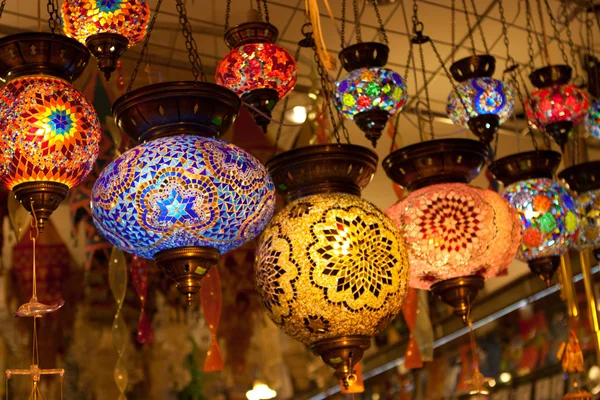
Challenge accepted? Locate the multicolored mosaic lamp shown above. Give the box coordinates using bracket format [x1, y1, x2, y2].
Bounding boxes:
[447, 56, 515, 143]
[255, 144, 408, 386]
[335, 43, 407, 147]
[585, 100, 600, 140]
[384, 139, 521, 322]
[490, 151, 580, 285]
[61, 0, 150, 80]
[0, 32, 101, 231]
[215, 21, 297, 132]
[525, 65, 589, 149]
[91, 82, 275, 302]
[559, 161, 600, 262]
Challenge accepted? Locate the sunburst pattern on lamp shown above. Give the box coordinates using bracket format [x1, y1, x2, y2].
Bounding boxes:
[255, 144, 408, 386]
[62, 0, 150, 80]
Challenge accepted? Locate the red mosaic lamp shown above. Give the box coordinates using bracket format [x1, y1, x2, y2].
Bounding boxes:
[525, 65, 589, 149]
[0, 33, 101, 231]
[61, 0, 150, 80]
[216, 13, 297, 132]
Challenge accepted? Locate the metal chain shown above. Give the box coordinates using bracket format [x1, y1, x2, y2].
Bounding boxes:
[558, 3, 579, 76]
[461, 0, 477, 54]
[353, 0, 362, 43]
[341, 0, 346, 49]
[176, 0, 206, 82]
[412, 0, 420, 33]
[403, 43, 413, 89]
[507, 68, 539, 150]
[470, 0, 489, 54]
[525, 0, 536, 68]
[262, 0, 270, 24]
[418, 43, 435, 139]
[47, 0, 59, 33]
[370, 0, 388, 45]
[224, 0, 231, 32]
[256, 0, 263, 21]
[543, 0, 569, 65]
[497, 0, 516, 68]
[535, 0, 552, 64]
[0, 0, 6, 20]
[451, 0, 456, 64]
[127, 0, 164, 93]
[517, 65, 551, 149]
[312, 38, 343, 144]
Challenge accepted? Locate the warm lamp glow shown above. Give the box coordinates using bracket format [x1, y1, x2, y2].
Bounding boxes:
[386, 183, 522, 289]
[525, 84, 589, 129]
[246, 381, 276, 400]
[502, 178, 579, 261]
[215, 43, 297, 99]
[91, 135, 275, 259]
[255, 192, 408, 345]
[335, 67, 407, 120]
[61, 0, 150, 47]
[446, 77, 514, 126]
[0, 76, 101, 189]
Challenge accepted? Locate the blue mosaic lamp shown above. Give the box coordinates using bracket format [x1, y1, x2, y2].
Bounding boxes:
[447, 55, 515, 144]
[91, 82, 276, 302]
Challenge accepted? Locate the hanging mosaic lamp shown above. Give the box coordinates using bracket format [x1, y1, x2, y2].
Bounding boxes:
[446, 55, 515, 144]
[525, 65, 589, 149]
[335, 43, 408, 147]
[0, 32, 101, 231]
[91, 82, 276, 302]
[585, 99, 600, 140]
[255, 144, 408, 386]
[490, 151, 580, 285]
[383, 139, 521, 322]
[215, 20, 297, 132]
[61, 0, 150, 80]
[559, 161, 600, 262]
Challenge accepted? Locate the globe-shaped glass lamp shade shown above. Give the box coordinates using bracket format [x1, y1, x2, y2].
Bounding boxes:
[386, 183, 522, 290]
[525, 84, 589, 129]
[575, 189, 600, 252]
[335, 67, 408, 120]
[0, 76, 101, 189]
[502, 178, 579, 261]
[585, 99, 600, 140]
[215, 43, 297, 100]
[61, 0, 150, 47]
[446, 77, 515, 127]
[255, 193, 409, 346]
[91, 135, 276, 259]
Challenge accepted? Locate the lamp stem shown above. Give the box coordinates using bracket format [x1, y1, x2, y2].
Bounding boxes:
[560, 253, 579, 321]
[580, 251, 600, 364]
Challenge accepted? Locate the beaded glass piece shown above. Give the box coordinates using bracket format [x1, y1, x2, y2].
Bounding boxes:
[91, 135, 276, 259]
[585, 99, 600, 140]
[215, 43, 297, 99]
[61, 0, 150, 46]
[446, 77, 515, 127]
[575, 189, 600, 252]
[0, 76, 101, 189]
[525, 84, 589, 128]
[386, 183, 522, 290]
[255, 193, 408, 345]
[503, 178, 579, 261]
[335, 67, 408, 120]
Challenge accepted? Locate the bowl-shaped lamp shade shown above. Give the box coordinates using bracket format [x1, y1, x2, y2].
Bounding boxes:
[335, 67, 407, 120]
[446, 77, 515, 127]
[91, 134, 275, 258]
[215, 43, 297, 100]
[61, 0, 150, 47]
[502, 178, 579, 261]
[255, 192, 408, 346]
[0, 76, 101, 189]
[525, 84, 589, 128]
[386, 183, 522, 290]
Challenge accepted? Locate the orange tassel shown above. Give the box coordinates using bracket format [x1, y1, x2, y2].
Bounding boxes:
[200, 268, 223, 371]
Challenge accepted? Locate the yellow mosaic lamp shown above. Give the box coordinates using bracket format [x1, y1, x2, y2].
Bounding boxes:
[254, 144, 409, 386]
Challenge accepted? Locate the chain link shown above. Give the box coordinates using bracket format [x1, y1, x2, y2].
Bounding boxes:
[312, 39, 342, 144]
[412, 0, 422, 33]
[517, 65, 551, 149]
[224, 0, 231, 33]
[176, 0, 206, 82]
[525, 0, 536, 68]
[370, 0, 388, 45]
[507, 68, 539, 150]
[262, 0, 270, 25]
[341, 0, 346, 49]
[127, 0, 164, 93]
[418, 43, 435, 139]
[497, 0, 516, 68]
[0, 0, 6, 20]
[470, 0, 489, 54]
[256, 0, 263, 21]
[47, 0, 59, 33]
[558, 3, 579, 76]
[451, 0, 456, 64]
[543, 0, 569, 65]
[353, 0, 362, 43]
[461, 0, 477, 54]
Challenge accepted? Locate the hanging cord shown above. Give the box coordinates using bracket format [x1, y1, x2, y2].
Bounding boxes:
[46, 0, 59, 33]
[127, 0, 164, 93]
[224, 0, 231, 32]
[305, 0, 336, 70]
[176, 0, 206, 82]
[461, 0, 477, 54]
[353, 0, 362, 43]
[369, 0, 388, 45]
[469, 0, 489, 54]
[543, 0, 569, 66]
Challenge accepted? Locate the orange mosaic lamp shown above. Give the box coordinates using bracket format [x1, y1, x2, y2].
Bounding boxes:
[0, 32, 101, 231]
[61, 0, 150, 80]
